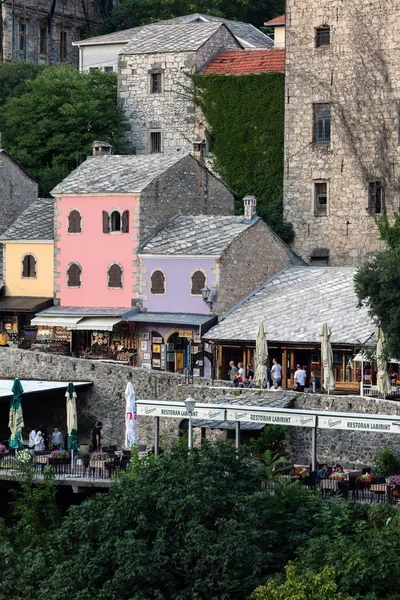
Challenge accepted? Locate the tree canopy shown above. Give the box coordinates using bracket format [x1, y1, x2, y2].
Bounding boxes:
[1, 64, 126, 196]
[100, 0, 284, 34]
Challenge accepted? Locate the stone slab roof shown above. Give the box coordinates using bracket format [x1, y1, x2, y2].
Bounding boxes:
[36, 306, 136, 317]
[0, 198, 54, 241]
[139, 214, 257, 256]
[51, 153, 188, 195]
[264, 15, 286, 26]
[120, 22, 227, 55]
[204, 266, 374, 345]
[203, 48, 285, 74]
[75, 14, 272, 49]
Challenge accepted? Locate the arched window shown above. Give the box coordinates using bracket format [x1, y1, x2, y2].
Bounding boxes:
[151, 270, 165, 295]
[110, 211, 121, 232]
[108, 264, 123, 288]
[67, 263, 81, 287]
[22, 254, 36, 278]
[191, 270, 206, 295]
[68, 210, 82, 233]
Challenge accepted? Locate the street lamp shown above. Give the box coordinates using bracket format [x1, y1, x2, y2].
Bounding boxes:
[184, 395, 196, 449]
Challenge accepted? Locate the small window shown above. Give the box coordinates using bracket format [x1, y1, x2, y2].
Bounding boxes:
[314, 182, 328, 216]
[151, 270, 165, 295]
[22, 254, 36, 278]
[111, 211, 121, 232]
[191, 270, 206, 295]
[104, 66, 113, 72]
[39, 27, 47, 55]
[368, 181, 385, 214]
[150, 72, 162, 94]
[60, 30, 67, 60]
[19, 22, 27, 52]
[67, 263, 81, 287]
[313, 103, 331, 143]
[150, 131, 162, 153]
[108, 264, 122, 288]
[315, 26, 330, 47]
[68, 210, 82, 233]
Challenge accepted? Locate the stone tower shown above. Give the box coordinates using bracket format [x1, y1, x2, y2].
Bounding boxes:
[283, 0, 400, 266]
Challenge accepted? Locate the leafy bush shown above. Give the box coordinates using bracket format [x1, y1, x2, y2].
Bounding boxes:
[373, 447, 399, 477]
[250, 424, 288, 460]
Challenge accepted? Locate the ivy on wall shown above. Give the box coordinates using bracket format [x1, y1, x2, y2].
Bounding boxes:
[193, 72, 293, 243]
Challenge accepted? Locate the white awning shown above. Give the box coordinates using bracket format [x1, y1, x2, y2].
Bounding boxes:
[30, 316, 82, 329]
[354, 352, 399, 364]
[74, 317, 120, 331]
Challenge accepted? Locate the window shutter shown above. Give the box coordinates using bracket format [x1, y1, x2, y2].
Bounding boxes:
[151, 270, 165, 294]
[68, 264, 81, 287]
[102, 211, 110, 233]
[108, 264, 122, 288]
[191, 271, 206, 295]
[22, 255, 29, 277]
[68, 210, 81, 233]
[29, 255, 36, 277]
[122, 210, 129, 233]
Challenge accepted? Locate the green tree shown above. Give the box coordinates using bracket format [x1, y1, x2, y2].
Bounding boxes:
[0, 62, 44, 108]
[101, 0, 284, 34]
[252, 564, 355, 600]
[1, 64, 126, 196]
[193, 72, 292, 242]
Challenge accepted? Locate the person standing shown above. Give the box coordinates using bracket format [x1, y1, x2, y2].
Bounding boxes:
[271, 358, 282, 386]
[237, 362, 245, 384]
[52, 426, 62, 450]
[34, 431, 45, 451]
[228, 361, 238, 382]
[294, 364, 306, 391]
[29, 427, 37, 449]
[92, 421, 103, 451]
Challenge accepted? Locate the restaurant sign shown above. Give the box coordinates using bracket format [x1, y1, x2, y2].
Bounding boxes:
[225, 408, 316, 428]
[137, 403, 225, 421]
[318, 415, 400, 433]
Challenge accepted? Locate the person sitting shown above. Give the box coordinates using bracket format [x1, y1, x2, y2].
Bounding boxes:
[272, 382, 282, 391]
[333, 464, 344, 473]
[310, 370, 321, 393]
[316, 463, 329, 482]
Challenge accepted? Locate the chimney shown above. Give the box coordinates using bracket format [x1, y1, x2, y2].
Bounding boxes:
[243, 195, 257, 220]
[92, 141, 113, 157]
[192, 136, 207, 164]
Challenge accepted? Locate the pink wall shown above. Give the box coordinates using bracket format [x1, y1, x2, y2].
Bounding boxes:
[56, 195, 138, 308]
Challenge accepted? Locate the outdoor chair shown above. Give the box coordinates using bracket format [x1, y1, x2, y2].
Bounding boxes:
[370, 477, 388, 504]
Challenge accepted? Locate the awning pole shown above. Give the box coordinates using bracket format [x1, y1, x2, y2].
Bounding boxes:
[360, 359, 364, 397]
[311, 425, 317, 471]
[235, 421, 240, 450]
[154, 416, 160, 456]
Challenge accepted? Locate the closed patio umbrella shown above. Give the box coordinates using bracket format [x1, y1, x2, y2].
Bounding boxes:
[125, 381, 138, 448]
[376, 328, 392, 397]
[66, 382, 79, 451]
[254, 321, 268, 388]
[9, 378, 24, 449]
[319, 323, 335, 393]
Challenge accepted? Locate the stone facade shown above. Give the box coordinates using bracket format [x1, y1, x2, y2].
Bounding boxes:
[0, 0, 103, 65]
[0, 151, 38, 279]
[284, 0, 400, 266]
[118, 27, 240, 154]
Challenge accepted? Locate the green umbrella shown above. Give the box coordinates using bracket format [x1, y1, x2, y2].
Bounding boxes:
[66, 383, 79, 452]
[9, 378, 25, 449]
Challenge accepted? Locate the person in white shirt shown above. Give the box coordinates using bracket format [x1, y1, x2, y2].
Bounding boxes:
[271, 358, 282, 385]
[294, 365, 306, 391]
[34, 431, 45, 452]
[237, 362, 245, 384]
[29, 428, 37, 449]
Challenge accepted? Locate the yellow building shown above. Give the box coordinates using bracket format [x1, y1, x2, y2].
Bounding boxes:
[0, 198, 54, 346]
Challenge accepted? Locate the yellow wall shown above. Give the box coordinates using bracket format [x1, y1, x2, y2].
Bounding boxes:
[274, 26, 285, 48]
[4, 242, 54, 297]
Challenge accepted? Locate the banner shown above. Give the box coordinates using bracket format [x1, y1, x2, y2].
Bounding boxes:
[225, 408, 316, 428]
[318, 415, 400, 433]
[137, 403, 225, 421]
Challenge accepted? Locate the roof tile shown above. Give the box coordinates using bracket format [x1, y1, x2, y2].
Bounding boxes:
[202, 49, 285, 75]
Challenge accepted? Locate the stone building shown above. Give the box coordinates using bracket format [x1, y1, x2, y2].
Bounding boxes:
[283, 0, 400, 266]
[0, 0, 103, 65]
[0, 148, 38, 279]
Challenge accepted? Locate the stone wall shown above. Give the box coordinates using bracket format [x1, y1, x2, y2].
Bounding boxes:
[284, 0, 399, 266]
[217, 219, 299, 314]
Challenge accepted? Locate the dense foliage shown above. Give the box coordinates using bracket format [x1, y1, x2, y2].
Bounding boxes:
[193, 72, 292, 242]
[2, 442, 400, 599]
[0, 62, 44, 110]
[355, 214, 400, 360]
[1, 64, 126, 196]
[100, 0, 284, 34]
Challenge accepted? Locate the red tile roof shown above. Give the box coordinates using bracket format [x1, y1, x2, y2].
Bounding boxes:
[202, 49, 285, 75]
[264, 15, 285, 26]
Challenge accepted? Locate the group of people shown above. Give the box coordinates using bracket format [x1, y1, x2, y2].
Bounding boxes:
[228, 358, 322, 393]
[28, 426, 63, 452]
[316, 463, 344, 482]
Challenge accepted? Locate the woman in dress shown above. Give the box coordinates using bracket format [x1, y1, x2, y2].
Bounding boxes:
[34, 431, 45, 452]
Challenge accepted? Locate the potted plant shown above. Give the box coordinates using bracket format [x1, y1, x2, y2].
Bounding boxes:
[49, 449, 70, 465]
[293, 466, 310, 479]
[330, 471, 347, 480]
[90, 451, 110, 470]
[357, 472, 375, 484]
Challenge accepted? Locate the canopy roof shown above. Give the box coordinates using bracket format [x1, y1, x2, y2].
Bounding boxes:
[0, 379, 92, 401]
